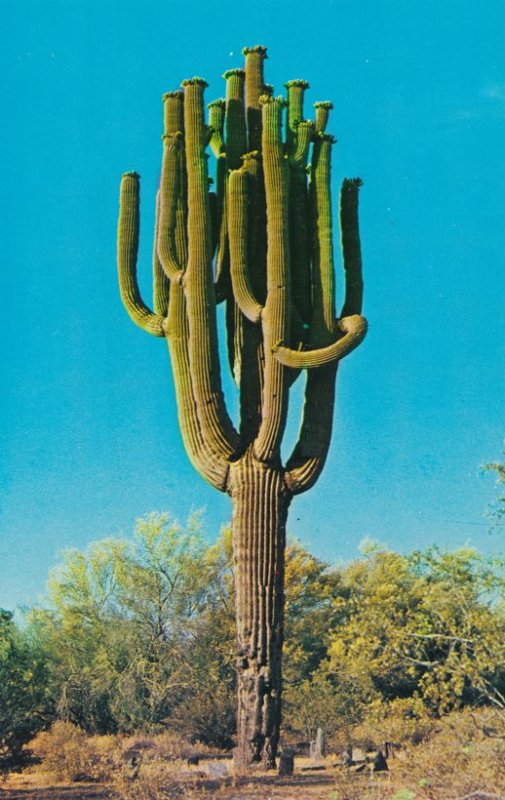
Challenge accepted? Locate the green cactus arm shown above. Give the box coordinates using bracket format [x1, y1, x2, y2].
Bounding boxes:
[284, 364, 337, 494]
[214, 205, 231, 303]
[228, 169, 263, 323]
[285, 79, 309, 154]
[314, 101, 333, 133]
[174, 151, 188, 269]
[309, 133, 337, 345]
[163, 89, 184, 133]
[157, 132, 184, 280]
[340, 178, 364, 317]
[243, 50, 268, 302]
[208, 189, 220, 257]
[227, 149, 265, 444]
[117, 172, 165, 336]
[240, 151, 261, 277]
[238, 319, 264, 445]
[224, 69, 247, 170]
[289, 120, 314, 328]
[273, 314, 367, 367]
[222, 69, 265, 412]
[292, 120, 314, 166]
[157, 92, 186, 279]
[284, 175, 366, 494]
[243, 45, 267, 151]
[208, 98, 226, 157]
[241, 149, 267, 308]
[207, 99, 227, 287]
[254, 96, 291, 463]
[181, 78, 239, 457]
[165, 281, 230, 490]
[152, 191, 170, 315]
[207, 99, 230, 302]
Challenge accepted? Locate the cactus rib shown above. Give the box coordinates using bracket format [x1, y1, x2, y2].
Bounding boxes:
[117, 173, 165, 336]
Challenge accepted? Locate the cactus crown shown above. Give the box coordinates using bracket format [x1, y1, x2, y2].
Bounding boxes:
[242, 44, 268, 57]
[223, 68, 246, 79]
[285, 79, 310, 89]
[117, 44, 366, 488]
[181, 77, 208, 88]
[163, 90, 184, 101]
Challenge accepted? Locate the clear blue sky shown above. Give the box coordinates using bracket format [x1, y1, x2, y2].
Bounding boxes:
[1, 0, 504, 610]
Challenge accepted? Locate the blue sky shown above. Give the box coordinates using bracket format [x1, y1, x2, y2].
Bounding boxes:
[1, 0, 504, 610]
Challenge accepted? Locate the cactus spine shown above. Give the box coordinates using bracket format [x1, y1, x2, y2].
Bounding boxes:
[117, 46, 367, 768]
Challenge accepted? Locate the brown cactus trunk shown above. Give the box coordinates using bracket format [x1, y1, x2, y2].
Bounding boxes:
[228, 449, 291, 768]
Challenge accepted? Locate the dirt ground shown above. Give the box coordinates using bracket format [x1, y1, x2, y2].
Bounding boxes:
[0, 758, 379, 800]
[2, 751, 504, 800]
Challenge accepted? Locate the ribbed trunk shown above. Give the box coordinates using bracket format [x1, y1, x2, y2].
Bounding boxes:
[228, 449, 292, 769]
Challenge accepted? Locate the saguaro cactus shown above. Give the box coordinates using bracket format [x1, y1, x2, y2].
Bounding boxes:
[117, 46, 367, 768]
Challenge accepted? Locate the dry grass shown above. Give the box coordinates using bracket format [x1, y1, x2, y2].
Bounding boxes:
[2, 710, 505, 800]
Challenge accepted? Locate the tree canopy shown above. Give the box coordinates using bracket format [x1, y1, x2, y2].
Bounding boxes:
[2, 512, 505, 760]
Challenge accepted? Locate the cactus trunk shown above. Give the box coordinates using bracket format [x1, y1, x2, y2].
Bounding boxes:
[116, 45, 367, 768]
[229, 450, 291, 767]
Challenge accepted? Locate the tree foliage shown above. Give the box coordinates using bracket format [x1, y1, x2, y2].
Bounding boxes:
[30, 513, 236, 743]
[0, 609, 51, 765]
[324, 544, 505, 717]
[3, 513, 505, 751]
[484, 449, 505, 528]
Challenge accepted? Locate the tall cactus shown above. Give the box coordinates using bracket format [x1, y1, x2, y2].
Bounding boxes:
[117, 46, 367, 768]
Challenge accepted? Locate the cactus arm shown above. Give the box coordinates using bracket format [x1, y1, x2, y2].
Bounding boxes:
[273, 314, 367, 367]
[275, 178, 367, 369]
[117, 172, 165, 336]
[228, 169, 264, 323]
[228, 157, 265, 444]
[243, 51, 268, 302]
[157, 133, 184, 279]
[314, 101, 333, 133]
[182, 78, 239, 457]
[214, 183, 231, 302]
[243, 45, 267, 151]
[166, 281, 229, 490]
[153, 191, 170, 316]
[310, 134, 337, 344]
[292, 120, 314, 166]
[222, 68, 251, 381]
[254, 97, 291, 463]
[208, 190, 220, 258]
[208, 98, 226, 157]
[238, 317, 264, 445]
[229, 52, 266, 445]
[163, 89, 184, 134]
[285, 79, 309, 153]
[340, 178, 364, 317]
[241, 150, 267, 305]
[284, 176, 366, 494]
[285, 83, 312, 329]
[223, 65, 265, 444]
[207, 100, 226, 269]
[208, 99, 230, 301]
[289, 120, 314, 328]
[284, 364, 337, 494]
[157, 93, 186, 280]
[224, 69, 247, 170]
[174, 146, 188, 269]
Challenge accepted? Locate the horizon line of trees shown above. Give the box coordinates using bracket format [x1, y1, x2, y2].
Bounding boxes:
[1, 505, 505, 765]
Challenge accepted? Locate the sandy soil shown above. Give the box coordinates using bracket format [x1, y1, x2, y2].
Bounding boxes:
[0, 759, 371, 800]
